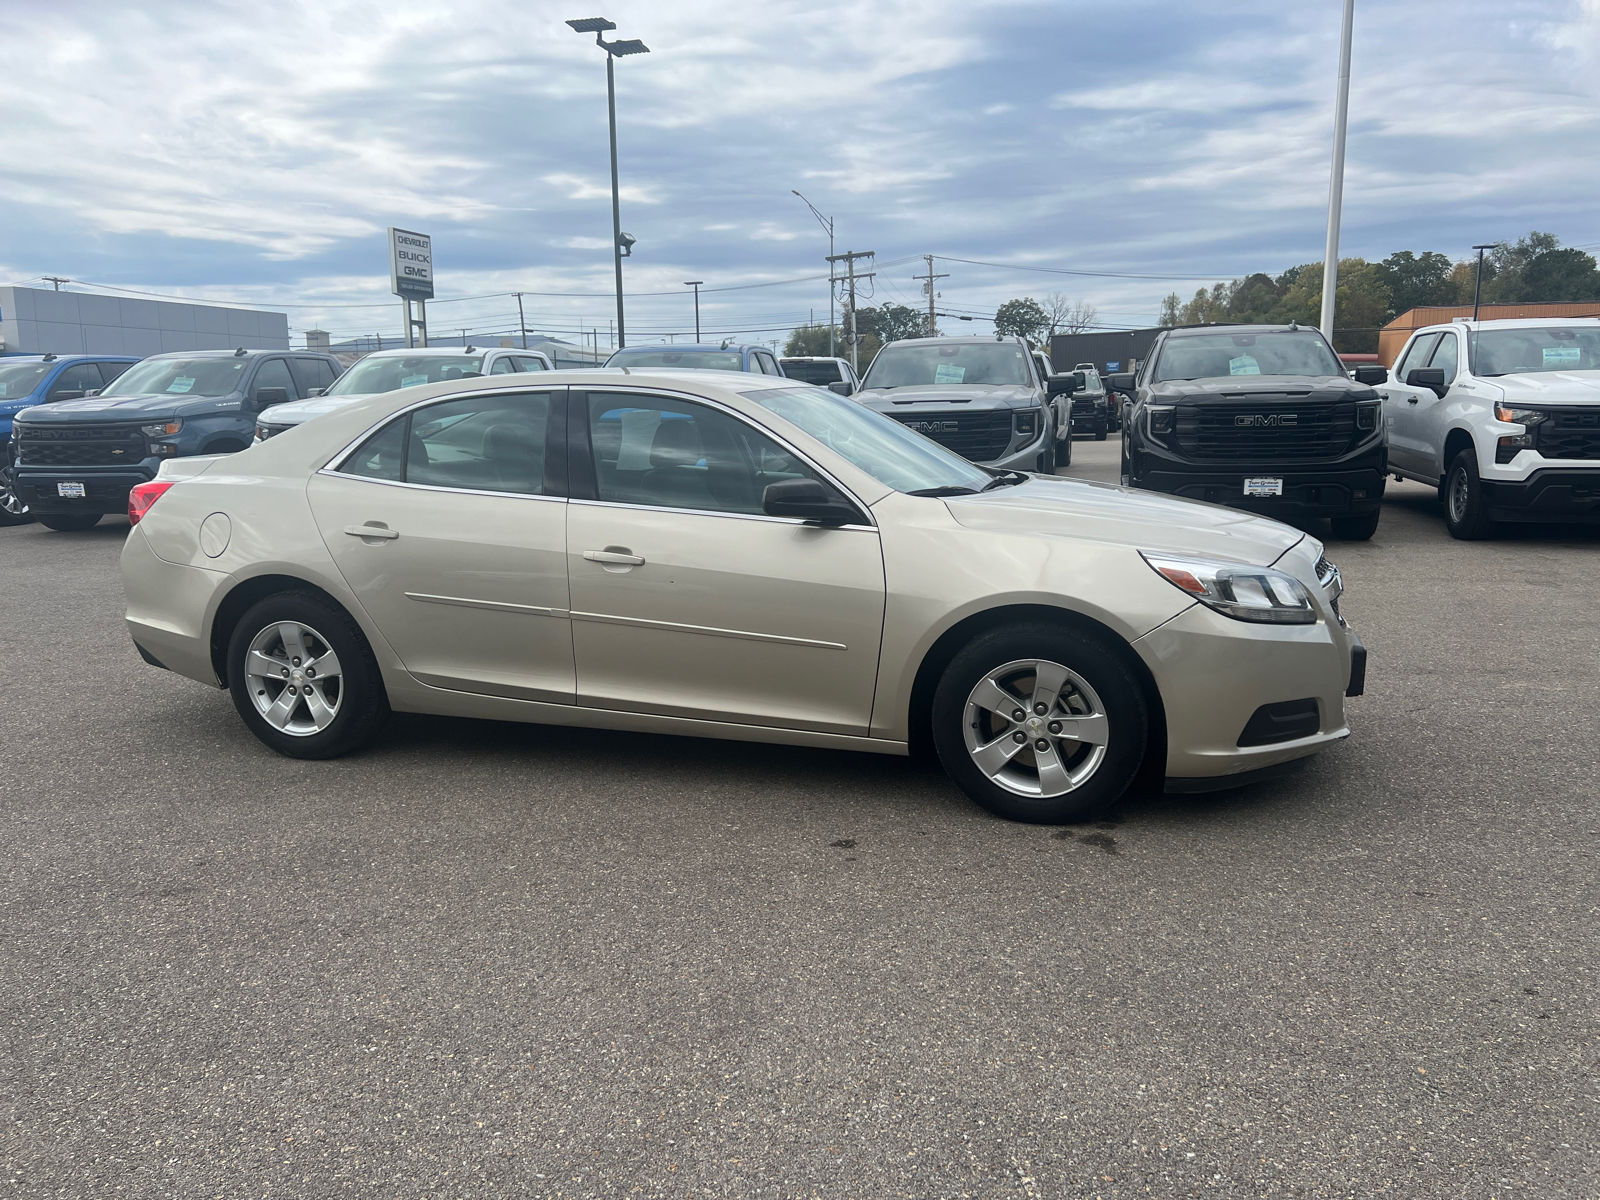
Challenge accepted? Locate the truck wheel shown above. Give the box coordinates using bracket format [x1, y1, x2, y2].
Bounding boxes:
[227, 592, 390, 759]
[1443, 448, 1495, 540]
[1058, 433, 1071, 469]
[1094, 419, 1108, 441]
[932, 622, 1147, 825]
[38, 514, 101, 531]
[1329, 509, 1380, 540]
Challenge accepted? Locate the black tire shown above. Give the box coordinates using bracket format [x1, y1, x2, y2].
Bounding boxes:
[1329, 509, 1380, 540]
[1094, 419, 1108, 441]
[38, 513, 101, 531]
[1058, 431, 1072, 469]
[227, 591, 390, 759]
[932, 622, 1148, 825]
[1443, 448, 1495, 540]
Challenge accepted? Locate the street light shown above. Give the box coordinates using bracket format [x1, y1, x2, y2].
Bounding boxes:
[1318, 0, 1355, 343]
[684, 281, 703, 341]
[567, 17, 649, 349]
[1471, 244, 1496, 321]
[792, 189, 835, 357]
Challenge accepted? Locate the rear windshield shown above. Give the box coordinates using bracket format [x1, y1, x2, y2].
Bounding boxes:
[0, 361, 54, 398]
[326, 354, 487, 395]
[100, 357, 250, 398]
[607, 350, 745, 371]
[1470, 326, 1600, 375]
[779, 360, 844, 385]
[863, 342, 1031, 389]
[1151, 331, 1344, 382]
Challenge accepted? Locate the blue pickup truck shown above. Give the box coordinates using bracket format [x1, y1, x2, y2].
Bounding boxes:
[11, 348, 343, 531]
[0, 354, 141, 525]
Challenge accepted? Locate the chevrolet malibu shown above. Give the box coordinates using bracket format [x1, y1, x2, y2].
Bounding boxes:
[121, 369, 1365, 824]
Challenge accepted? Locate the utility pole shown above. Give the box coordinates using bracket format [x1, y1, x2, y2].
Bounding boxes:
[684, 281, 703, 341]
[827, 250, 875, 374]
[515, 293, 528, 349]
[793, 190, 835, 357]
[1471, 244, 1495, 321]
[42, 276, 70, 291]
[1318, 0, 1356, 343]
[916, 255, 949, 337]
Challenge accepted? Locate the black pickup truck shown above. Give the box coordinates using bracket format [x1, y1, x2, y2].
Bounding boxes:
[1113, 324, 1389, 540]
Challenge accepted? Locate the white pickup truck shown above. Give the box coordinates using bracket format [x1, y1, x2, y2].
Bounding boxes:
[1383, 317, 1600, 539]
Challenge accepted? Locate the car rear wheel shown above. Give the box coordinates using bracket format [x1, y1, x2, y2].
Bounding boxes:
[38, 514, 101, 531]
[932, 623, 1147, 824]
[227, 592, 390, 759]
[1094, 419, 1108, 441]
[1443, 448, 1495, 540]
[1329, 509, 1380, 540]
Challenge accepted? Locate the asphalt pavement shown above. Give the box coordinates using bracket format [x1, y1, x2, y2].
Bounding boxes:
[1, 439, 1596, 1199]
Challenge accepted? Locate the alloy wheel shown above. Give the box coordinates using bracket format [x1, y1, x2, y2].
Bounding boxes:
[0, 465, 25, 518]
[244, 621, 344, 736]
[962, 658, 1109, 798]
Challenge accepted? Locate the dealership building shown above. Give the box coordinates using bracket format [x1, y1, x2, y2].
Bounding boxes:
[0, 285, 288, 357]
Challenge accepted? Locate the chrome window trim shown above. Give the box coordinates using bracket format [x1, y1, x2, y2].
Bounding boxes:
[312, 469, 568, 504]
[568, 496, 875, 532]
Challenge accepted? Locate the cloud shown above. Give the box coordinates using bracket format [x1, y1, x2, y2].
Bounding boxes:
[542, 174, 661, 206]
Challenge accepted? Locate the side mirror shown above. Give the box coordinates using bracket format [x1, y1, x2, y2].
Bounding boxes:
[1406, 367, 1447, 397]
[762, 478, 861, 526]
[253, 386, 291, 409]
[1352, 365, 1388, 385]
[1106, 372, 1137, 393]
[307, 387, 326, 397]
[827, 380, 855, 396]
[1046, 375, 1079, 396]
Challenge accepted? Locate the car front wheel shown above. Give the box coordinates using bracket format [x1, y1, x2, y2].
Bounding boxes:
[1443, 448, 1495, 540]
[0, 464, 31, 526]
[932, 623, 1148, 824]
[227, 592, 390, 759]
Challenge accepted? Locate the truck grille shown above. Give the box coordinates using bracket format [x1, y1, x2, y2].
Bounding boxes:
[1175, 401, 1353, 461]
[17, 425, 147, 468]
[1535, 409, 1600, 460]
[890, 411, 1013, 462]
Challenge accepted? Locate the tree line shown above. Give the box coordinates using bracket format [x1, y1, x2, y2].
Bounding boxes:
[1159, 231, 1600, 353]
[784, 291, 1100, 360]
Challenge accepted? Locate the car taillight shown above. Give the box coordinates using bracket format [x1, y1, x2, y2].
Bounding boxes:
[128, 481, 175, 526]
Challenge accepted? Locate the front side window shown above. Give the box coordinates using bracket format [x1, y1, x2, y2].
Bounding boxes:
[585, 393, 826, 515]
[1428, 332, 1459, 382]
[863, 342, 1032, 389]
[1469, 326, 1600, 376]
[98, 356, 250, 398]
[1396, 333, 1441, 382]
[1151, 331, 1345, 382]
[48, 362, 105, 398]
[252, 359, 300, 404]
[338, 392, 551, 495]
[489, 356, 518, 375]
[515, 356, 548, 372]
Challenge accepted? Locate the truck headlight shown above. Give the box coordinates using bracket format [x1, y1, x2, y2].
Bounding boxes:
[1140, 551, 1317, 625]
[1014, 409, 1039, 438]
[1355, 400, 1380, 433]
[1495, 405, 1546, 425]
[141, 419, 184, 437]
[1147, 405, 1174, 436]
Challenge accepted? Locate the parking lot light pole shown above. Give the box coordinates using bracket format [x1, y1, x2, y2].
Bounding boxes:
[1471, 244, 1496, 321]
[568, 17, 649, 348]
[683, 281, 703, 341]
[1318, 0, 1355, 344]
[792, 190, 835, 357]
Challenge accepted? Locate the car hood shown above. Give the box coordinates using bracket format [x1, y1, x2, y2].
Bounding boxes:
[1484, 370, 1600, 401]
[1148, 375, 1377, 403]
[943, 475, 1305, 566]
[14, 393, 240, 423]
[855, 384, 1041, 412]
[260, 393, 376, 426]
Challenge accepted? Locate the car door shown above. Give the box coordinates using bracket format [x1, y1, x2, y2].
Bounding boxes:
[45, 362, 107, 402]
[565, 388, 885, 736]
[306, 387, 575, 704]
[1413, 331, 1461, 478]
[1384, 331, 1440, 475]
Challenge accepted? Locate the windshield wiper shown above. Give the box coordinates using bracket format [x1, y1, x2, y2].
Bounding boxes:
[906, 485, 980, 497]
[981, 471, 1029, 491]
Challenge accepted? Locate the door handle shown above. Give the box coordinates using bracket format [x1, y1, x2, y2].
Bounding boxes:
[1406, 396, 1419, 405]
[345, 524, 399, 540]
[583, 548, 645, 566]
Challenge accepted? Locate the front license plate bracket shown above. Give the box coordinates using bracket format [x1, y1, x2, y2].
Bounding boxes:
[57, 482, 87, 498]
[1243, 477, 1283, 497]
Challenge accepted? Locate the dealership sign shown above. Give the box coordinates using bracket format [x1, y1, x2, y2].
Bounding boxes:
[388, 228, 434, 300]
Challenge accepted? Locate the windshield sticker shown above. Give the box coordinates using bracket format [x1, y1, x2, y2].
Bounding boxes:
[1229, 355, 1261, 376]
[400, 373, 429, 388]
[0, 386, 8, 397]
[167, 377, 196, 393]
[1543, 346, 1581, 367]
[933, 364, 966, 384]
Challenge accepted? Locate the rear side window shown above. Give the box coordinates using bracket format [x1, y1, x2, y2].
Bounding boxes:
[780, 360, 842, 385]
[337, 392, 553, 495]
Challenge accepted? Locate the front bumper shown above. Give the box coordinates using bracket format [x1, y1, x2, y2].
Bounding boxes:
[1483, 468, 1600, 523]
[14, 464, 158, 515]
[1136, 458, 1386, 517]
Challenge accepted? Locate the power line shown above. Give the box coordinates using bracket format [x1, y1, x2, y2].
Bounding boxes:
[932, 256, 1252, 281]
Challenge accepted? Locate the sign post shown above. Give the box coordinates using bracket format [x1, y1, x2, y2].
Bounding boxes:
[388, 227, 434, 347]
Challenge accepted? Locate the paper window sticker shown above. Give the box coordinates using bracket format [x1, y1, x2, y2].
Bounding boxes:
[934, 363, 966, 384]
[0, 385, 8, 396]
[167, 377, 196, 393]
[1542, 346, 1581, 367]
[1229, 355, 1261, 375]
[616, 408, 664, 471]
[400, 373, 429, 388]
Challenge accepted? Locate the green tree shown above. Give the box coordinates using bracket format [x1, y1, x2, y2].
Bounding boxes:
[1373, 250, 1455, 317]
[993, 297, 1049, 345]
[1177, 283, 1232, 325]
[1159, 293, 1181, 326]
[1279, 259, 1391, 353]
[783, 323, 842, 357]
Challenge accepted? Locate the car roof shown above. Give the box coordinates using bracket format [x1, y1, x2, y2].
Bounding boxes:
[1, 353, 138, 362]
[1418, 317, 1600, 333]
[611, 343, 760, 353]
[779, 356, 848, 363]
[353, 346, 510, 359]
[1160, 324, 1317, 339]
[145, 348, 306, 360]
[882, 335, 1028, 347]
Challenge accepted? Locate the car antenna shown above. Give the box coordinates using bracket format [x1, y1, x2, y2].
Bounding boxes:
[1288, 321, 1298, 331]
[465, 345, 476, 353]
[720, 338, 733, 350]
[42, 352, 57, 361]
[234, 346, 248, 356]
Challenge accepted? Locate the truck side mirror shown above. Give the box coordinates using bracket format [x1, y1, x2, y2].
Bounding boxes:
[827, 381, 855, 396]
[1352, 365, 1388, 385]
[1046, 375, 1079, 396]
[1406, 367, 1447, 397]
[1106, 372, 1137, 393]
[253, 387, 291, 408]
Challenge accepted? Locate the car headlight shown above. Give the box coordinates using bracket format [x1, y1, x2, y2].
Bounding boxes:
[1147, 405, 1174, 436]
[1495, 405, 1546, 425]
[141, 419, 183, 437]
[1014, 408, 1040, 438]
[1141, 551, 1318, 625]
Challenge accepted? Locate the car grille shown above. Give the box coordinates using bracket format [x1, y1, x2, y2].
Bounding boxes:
[890, 411, 1013, 462]
[1071, 397, 1101, 417]
[1174, 401, 1353, 460]
[17, 424, 147, 467]
[1535, 409, 1600, 460]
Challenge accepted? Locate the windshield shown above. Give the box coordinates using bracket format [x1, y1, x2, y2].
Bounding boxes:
[741, 386, 993, 494]
[863, 342, 1032, 389]
[1469, 326, 1600, 376]
[606, 350, 745, 371]
[0, 362, 54, 398]
[325, 354, 487, 395]
[100, 357, 250, 398]
[779, 360, 843, 385]
[1151, 331, 1344, 382]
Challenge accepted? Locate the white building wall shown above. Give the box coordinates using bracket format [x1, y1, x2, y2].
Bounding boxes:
[0, 286, 289, 356]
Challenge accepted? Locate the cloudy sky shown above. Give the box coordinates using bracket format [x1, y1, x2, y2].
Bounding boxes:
[2, 0, 1598, 349]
